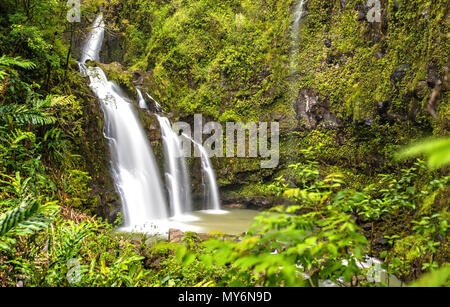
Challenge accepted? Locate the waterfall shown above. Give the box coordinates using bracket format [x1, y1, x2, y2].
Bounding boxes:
[79, 16, 169, 227]
[136, 89, 148, 109]
[79, 14, 225, 234]
[292, 0, 306, 41]
[290, 0, 306, 72]
[182, 134, 222, 212]
[157, 115, 192, 217]
[146, 93, 163, 112]
[197, 144, 222, 212]
[80, 15, 105, 63]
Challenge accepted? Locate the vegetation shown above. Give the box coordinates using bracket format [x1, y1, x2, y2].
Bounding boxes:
[0, 0, 448, 287]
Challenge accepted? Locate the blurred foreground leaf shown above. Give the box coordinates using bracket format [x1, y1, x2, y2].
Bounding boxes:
[398, 137, 450, 169]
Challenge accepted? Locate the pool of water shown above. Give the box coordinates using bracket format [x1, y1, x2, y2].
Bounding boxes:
[117, 209, 259, 237]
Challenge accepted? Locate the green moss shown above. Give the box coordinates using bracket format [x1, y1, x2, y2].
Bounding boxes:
[98, 62, 135, 98]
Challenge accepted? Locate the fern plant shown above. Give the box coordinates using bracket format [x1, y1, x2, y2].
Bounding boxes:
[0, 55, 36, 80]
[0, 103, 56, 125]
[0, 173, 59, 252]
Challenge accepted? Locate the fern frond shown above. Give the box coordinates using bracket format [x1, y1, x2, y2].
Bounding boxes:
[0, 199, 39, 237]
[0, 55, 36, 70]
[0, 103, 56, 125]
[0, 199, 59, 251]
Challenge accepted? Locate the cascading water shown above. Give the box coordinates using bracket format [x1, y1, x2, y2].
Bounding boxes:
[147, 92, 221, 213]
[290, 0, 306, 73]
[79, 15, 169, 228]
[182, 134, 222, 212]
[146, 93, 163, 112]
[136, 89, 148, 109]
[198, 143, 222, 212]
[80, 15, 105, 63]
[157, 115, 193, 217]
[78, 14, 227, 236]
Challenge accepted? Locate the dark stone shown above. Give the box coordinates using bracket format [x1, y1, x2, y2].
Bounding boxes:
[132, 71, 145, 86]
[357, 10, 367, 21]
[324, 38, 332, 48]
[427, 62, 440, 88]
[294, 88, 340, 129]
[377, 100, 393, 125]
[362, 223, 372, 231]
[99, 28, 126, 64]
[392, 64, 409, 83]
[356, 2, 368, 21]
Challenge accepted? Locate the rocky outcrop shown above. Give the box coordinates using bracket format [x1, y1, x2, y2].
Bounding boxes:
[294, 88, 341, 129]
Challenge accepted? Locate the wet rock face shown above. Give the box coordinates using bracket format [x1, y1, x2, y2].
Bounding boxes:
[99, 30, 126, 64]
[294, 89, 340, 129]
[356, 2, 368, 21]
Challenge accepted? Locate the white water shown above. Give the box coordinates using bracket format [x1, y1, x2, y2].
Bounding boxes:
[198, 145, 222, 211]
[290, 0, 306, 72]
[136, 89, 148, 109]
[146, 93, 163, 112]
[292, 0, 306, 45]
[182, 134, 222, 212]
[79, 16, 169, 228]
[157, 115, 193, 218]
[80, 15, 105, 63]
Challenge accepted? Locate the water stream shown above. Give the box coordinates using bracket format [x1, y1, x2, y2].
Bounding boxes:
[290, 0, 306, 72]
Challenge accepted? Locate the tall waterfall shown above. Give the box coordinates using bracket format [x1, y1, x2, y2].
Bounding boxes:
[157, 115, 192, 217]
[79, 16, 168, 227]
[292, 0, 306, 42]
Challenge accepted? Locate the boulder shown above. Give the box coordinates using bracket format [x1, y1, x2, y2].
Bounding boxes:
[168, 228, 185, 243]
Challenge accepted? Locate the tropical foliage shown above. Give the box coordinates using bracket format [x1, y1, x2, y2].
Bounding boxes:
[0, 0, 448, 288]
